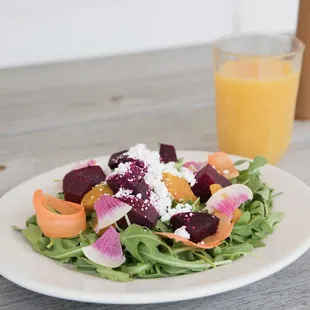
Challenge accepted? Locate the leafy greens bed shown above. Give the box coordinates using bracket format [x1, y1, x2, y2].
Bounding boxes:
[14, 152, 284, 282]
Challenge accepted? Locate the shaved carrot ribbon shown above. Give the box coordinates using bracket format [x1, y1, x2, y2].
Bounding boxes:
[33, 189, 86, 238]
[155, 212, 234, 249]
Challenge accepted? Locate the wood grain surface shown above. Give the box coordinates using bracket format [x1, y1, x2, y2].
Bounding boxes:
[0, 45, 309, 310]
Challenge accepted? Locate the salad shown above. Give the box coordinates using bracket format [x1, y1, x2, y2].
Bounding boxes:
[14, 143, 284, 282]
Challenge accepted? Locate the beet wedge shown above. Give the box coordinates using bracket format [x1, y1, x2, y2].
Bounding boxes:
[191, 164, 231, 202]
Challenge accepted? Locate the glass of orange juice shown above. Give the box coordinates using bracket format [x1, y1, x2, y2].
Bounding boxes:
[214, 34, 304, 164]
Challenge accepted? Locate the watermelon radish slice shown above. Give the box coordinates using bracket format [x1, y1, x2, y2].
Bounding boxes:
[183, 161, 205, 172]
[82, 226, 125, 268]
[94, 195, 132, 233]
[205, 184, 253, 217]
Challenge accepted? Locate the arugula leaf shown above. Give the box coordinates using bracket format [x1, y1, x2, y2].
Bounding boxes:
[74, 258, 132, 282]
[235, 211, 251, 225]
[248, 156, 268, 174]
[119, 262, 153, 276]
[26, 214, 37, 226]
[174, 158, 184, 171]
[221, 243, 254, 256]
[56, 192, 65, 200]
[192, 197, 204, 212]
[120, 224, 171, 262]
[22, 224, 43, 245]
[266, 212, 285, 228]
[153, 220, 171, 233]
[138, 244, 211, 271]
[234, 159, 249, 166]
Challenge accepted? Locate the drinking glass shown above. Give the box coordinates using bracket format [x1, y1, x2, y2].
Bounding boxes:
[213, 34, 304, 164]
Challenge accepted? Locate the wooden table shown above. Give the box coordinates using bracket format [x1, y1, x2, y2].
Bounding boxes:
[1, 45, 310, 310]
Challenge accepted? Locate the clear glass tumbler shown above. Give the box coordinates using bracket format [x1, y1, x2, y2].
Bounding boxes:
[213, 34, 304, 164]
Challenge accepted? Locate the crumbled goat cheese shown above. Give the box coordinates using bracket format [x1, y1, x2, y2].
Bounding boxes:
[161, 203, 193, 222]
[126, 144, 173, 216]
[180, 167, 196, 186]
[163, 162, 196, 186]
[114, 188, 132, 198]
[223, 169, 230, 175]
[108, 162, 131, 177]
[204, 203, 214, 214]
[174, 226, 190, 240]
[124, 144, 195, 220]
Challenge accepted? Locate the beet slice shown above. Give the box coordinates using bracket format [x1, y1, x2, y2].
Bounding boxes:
[132, 178, 151, 200]
[170, 212, 220, 243]
[159, 143, 178, 163]
[63, 166, 106, 203]
[108, 150, 128, 170]
[191, 164, 231, 202]
[107, 162, 145, 193]
[117, 195, 159, 229]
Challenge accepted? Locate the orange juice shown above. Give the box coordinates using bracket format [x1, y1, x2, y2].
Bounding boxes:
[215, 60, 300, 164]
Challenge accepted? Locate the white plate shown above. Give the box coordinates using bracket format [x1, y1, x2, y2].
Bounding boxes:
[1, 151, 310, 304]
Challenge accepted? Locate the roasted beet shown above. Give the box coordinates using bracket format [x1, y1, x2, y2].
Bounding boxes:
[106, 162, 145, 193]
[63, 166, 106, 203]
[170, 212, 220, 243]
[191, 164, 231, 202]
[132, 178, 151, 200]
[117, 195, 159, 229]
[159, 143, 178, 163]
[108, 150, 128, 169]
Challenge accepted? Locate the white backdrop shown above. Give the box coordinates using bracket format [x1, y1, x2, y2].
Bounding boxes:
[0, 0, 299, 68]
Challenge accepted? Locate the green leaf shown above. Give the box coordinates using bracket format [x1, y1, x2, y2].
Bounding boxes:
[22, 224, 44, 245]
[266, 212, 285, 228]
[120, 224, 170, 262]
[74, 258, 132, 282]
[234, 159, 249, 166]
[236, 211, 251, 225]
[138, 244, 211, 271]
[222, 243, 254, 256]
[21, 224, 50, 251]
[248, 156, 268, 174]
[120, 262, 153, 276]
[256, 186, 270, 201]
[249, 239, 266, 248]
[12, 225, 22, 231]
[232, 225, 253, 238]
[192, 197, 204, 212]
[40, 239, 86, 260]
[231, 234, 246, 244]
[96, 266, 132, 282]
[26, 215, 38, 226]
[248, 201, 265, 216]
[174, 158, 184, 171]
[153, 220, 171, 233]
[213, 246, 222, 257]
[56, 192, 65, 200]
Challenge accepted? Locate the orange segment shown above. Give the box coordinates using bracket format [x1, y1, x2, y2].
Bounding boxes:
[33, 189, 86, 238]
[91, 217, 113, 236]
[162, 172, 197, 203]
[208, 152, 239, 179]
[232, 208, 243, 222]
[81, 183, 113, 211]
[210, 184, 222, 195]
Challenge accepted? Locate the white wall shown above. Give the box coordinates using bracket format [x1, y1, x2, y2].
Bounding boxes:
[0, 0, 299, 68]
